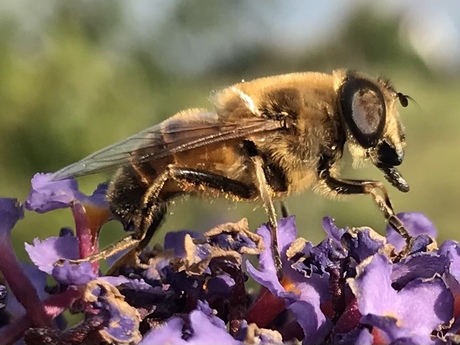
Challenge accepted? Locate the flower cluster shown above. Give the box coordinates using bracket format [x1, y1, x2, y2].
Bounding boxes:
[0, 173, 459, 344]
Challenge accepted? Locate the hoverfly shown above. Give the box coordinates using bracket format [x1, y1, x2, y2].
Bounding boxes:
[54, 69, 411, 272]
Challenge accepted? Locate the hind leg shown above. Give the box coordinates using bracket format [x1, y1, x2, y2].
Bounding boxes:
[65, 164, 258, 268]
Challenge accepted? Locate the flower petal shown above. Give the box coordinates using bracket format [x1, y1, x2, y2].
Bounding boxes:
[25, 236, 79, 274]
[52, 261, 96, 286]
[25, 173, 83, 212]
[0, 198, 24, 233]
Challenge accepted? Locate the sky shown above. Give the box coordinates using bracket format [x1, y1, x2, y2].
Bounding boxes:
[124, 0, 460, 75]
[1, 1, 459, 76]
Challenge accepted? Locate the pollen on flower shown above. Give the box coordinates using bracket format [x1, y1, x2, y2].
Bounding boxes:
[281, 276, 301, 294]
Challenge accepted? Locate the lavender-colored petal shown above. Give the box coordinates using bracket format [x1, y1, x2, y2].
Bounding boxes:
[322, 216, 347, 246]
[439, 240, 460, 293]
[275, 217, 298, 254]
[246, 224, 294, 300]
[349, 254, 399, 316]
[25, 174, 109, 214]
[25, 173, 83, 212]
[395, 276, 453, 334]
[361, 314, 433, 345]
[25, 236, 79, 274]
[52, 261, 96, 286]
[439, 240, 460, 260]
[139, 317, 186, 345]
[186, 309, 241, 344]
[120, 278, 158, 293]
[391, 252, 448, 288]
[289, 298, 330, 344]
[386, 213, 437, 251]
[350, 254, 453, 341]
[253, 327, 283, 344]
[86, 182, 109, 208]
[140, 309, 240, 345]
[251, 217, 297, 283]
[288, 238, 346, 277]
[0, 198, 24, 232]
[389, 338, 422, 345]
[247, 218, 331, 343]
[143, 254, 174, 282]
[332, 327, 373, 345]
[195, 300, 227, 330]
[121, 280, 181, 323]
[411, 235, 435, 255]
[99, 276, 130, 286]
[179, 234, 213, 273]
[342, 227, 386, 263]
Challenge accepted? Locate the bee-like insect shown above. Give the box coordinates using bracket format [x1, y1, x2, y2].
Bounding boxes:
[53, 69, 411, 270]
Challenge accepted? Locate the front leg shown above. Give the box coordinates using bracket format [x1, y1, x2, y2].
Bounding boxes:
[320, 169, 410, 243]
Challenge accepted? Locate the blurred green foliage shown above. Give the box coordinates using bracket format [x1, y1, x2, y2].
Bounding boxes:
[1, 2, 459, 261]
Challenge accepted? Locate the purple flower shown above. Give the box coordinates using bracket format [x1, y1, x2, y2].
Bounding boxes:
[391, 251, 449, 288]
[439, 240, 460, 289]
[25, 173, 108, 213]
[139, 218, 262, 303]
[333, 327, 373, 345]
[25, 236, 80, 274]
[167, 218, 263, 276]
[52, 261, 97, 286]
[140, 308, 241, 345]
[246, 217, 331, 344]
[4, 171, 460, 345]
[349, 253, 453, 344]
[322, 216, 348, 244]
[25, 173, 111, 271]
[341, 226, 386, 263]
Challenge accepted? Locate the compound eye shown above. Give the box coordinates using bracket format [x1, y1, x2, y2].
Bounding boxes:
[339, 77, 386, 148]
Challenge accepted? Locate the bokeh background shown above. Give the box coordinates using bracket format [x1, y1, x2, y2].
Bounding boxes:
[1, 0, 460, 260]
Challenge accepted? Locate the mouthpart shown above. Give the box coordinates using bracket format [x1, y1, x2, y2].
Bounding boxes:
[379, 165, 410, 192]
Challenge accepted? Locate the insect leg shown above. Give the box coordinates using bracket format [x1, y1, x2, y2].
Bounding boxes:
[250, 155, 282, 278]
[62, 170, 171, 267]
[70, 234, 143, 264]
[158, 166, 288, 272]
[109, 167, 258, 273]
[240, 139, 283, 277]
[279, 201, 289, 218]
[320, 169, 410, 243]
[105, 204, 167, 275]
[166, 168, 256, 199]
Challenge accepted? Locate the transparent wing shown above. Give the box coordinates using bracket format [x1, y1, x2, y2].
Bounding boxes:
[52, 110, 282, 180]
